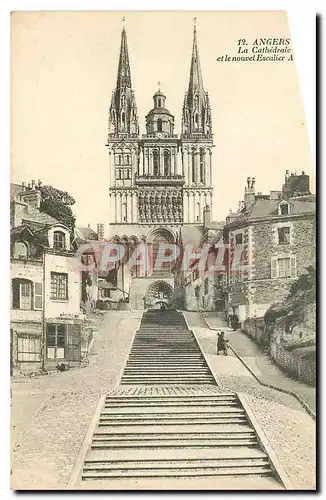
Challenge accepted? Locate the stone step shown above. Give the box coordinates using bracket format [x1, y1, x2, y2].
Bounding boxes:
[120, 382, 216, 386]
[79, 475, 284, 490]
[82, 465, 272, 479]
[86, 446, 268, 462]
[104, 399, 238, 407]
[123, 368, 208, 372]
[125, 362, 205, 365]
[121, 375, 215, 380]
[84, 457, 268, 471]
[94, 425, 254, 436]
[101, 408, 245, 416]
[127, 355, 202, 358]
[120, 380, 216, 385]
[99, 416, 247, 425]
[101, 407, 244, 415]
[91, 438, 257, 449]
[93, 433, 255, 442]
[105, 396, 237, 403]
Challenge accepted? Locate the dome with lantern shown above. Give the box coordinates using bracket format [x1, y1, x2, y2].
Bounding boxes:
[145, 86, 175, 137]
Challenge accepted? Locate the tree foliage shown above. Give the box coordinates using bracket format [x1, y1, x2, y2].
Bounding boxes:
[264, 266, 316, 339]
[38, 185, 76, 230]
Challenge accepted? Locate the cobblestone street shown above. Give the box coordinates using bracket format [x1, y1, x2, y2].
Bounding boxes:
[184, 312, 316, 490]
[11, 310, 316, 490]
[203, 312, 316, 412]
[11, 312, 141, 490]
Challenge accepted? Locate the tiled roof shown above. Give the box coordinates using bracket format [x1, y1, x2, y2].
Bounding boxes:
[75, 227, 99, 242]
[22, 210, 58, 226]
[180, 225, 204, 246]
[227, 194, 316, 226]
[205, 221, 224, 230]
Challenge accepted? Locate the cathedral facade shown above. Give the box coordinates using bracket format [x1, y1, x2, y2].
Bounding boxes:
[106, 24, 214, 309]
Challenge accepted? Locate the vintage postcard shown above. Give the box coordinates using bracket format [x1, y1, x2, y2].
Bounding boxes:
[10, 10, 316, 491]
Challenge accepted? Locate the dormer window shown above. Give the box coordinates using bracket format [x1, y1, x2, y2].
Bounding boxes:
[53, 231, 66, 250]
[13, 241, 28, 259]
[278, 200, 292, 216]
[280, 204, 289, 215]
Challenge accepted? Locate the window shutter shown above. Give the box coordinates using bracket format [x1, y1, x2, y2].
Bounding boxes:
[271, 258, 278, 278]
[66, 324, 81, 362]
[34, 282, 43, 309]
[290, 256, 297, 278]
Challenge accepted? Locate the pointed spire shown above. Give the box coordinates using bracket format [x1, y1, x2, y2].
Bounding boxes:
[188, 17, 204, 94]
[116, 23, 132, 90]
[181, 21, 212, 138]
[108, 23, 139, 138]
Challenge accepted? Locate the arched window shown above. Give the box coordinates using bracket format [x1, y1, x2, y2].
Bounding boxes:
[53, 231, 66, 250]
[163, 151, 171, 176]
[123, 203, 127, 222]
[126, 154, 130, 164]
[196, 202, 200, 222]
[157, 119, 162, 132]
[195, 113, 199, 128]
[158, 99, 161, 108]
[153, 150, 159, 176]
[122, 112, 125, 125]
[118, 155, 122, 165]
[13, 241, 28, 259]
[192, 152, 196, 183]
[200, 150, 205, 183]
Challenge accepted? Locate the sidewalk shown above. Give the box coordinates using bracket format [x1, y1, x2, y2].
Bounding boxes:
[203, 312, 316, 413]
[184, 311, 316, 490]
[11, 311, 142, 490]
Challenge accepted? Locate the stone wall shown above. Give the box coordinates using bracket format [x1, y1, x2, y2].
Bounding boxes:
[243, 317, 267, 346]
[227, 214, 315, 321]
[252, 216, 315, 280]
[270, 341, 316, 386]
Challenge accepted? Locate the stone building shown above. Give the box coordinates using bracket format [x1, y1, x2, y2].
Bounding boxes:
[223, 171, 316, 326]
[105, 23, 214, 309]
[10, 182, 84, 374]
[183, 205, 226, 312]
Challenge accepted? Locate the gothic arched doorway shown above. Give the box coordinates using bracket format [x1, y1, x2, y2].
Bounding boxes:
[147, 228, 175, 275]
[144, 281, 174, 309]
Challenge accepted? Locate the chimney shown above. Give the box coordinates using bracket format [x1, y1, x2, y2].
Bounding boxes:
[203, 205, 211, 228]
[244, 176, 256, 209]
[21, 182, 26, 191]
[87, 223, 90, 228]
[31, 180, 35, 190]
[97, 223, 105, 241]
[282, 171, 310, 198]
[19, 188, 41, 210]
[38, 179, 42, 187]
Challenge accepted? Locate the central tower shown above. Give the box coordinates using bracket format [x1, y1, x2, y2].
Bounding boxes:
[137, 86, 183, 224]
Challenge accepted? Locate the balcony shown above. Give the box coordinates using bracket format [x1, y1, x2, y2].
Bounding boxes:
[135, 174, 185, 186]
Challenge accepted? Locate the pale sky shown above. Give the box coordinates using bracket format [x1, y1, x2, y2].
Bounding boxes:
[11, 11, 314, 230]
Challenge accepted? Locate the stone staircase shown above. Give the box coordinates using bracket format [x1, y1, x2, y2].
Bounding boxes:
[80, 389, 281, 488]
[120, 310, 216, 385]
[76, 311, 284, 489]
